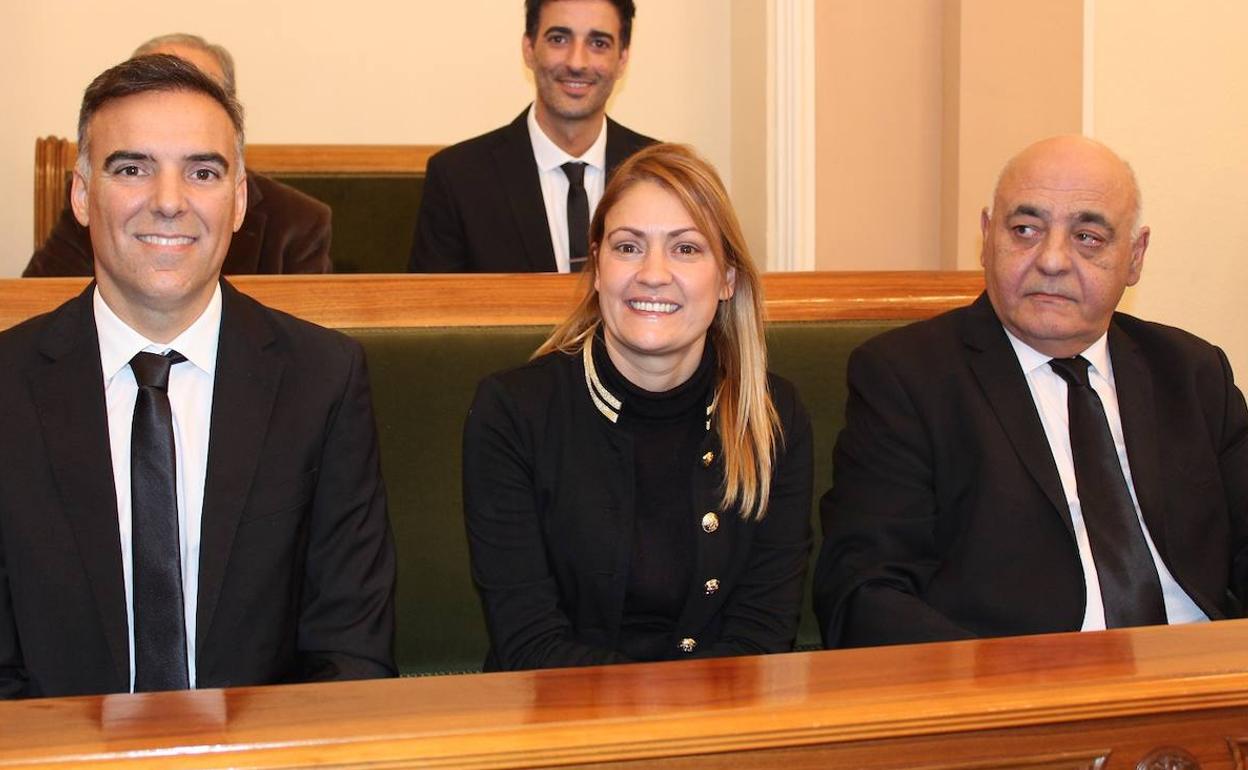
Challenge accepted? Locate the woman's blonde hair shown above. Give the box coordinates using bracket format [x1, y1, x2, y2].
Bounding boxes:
[535, 143, 781, 520]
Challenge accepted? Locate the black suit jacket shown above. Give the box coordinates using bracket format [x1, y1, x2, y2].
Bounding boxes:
[24, 173, 333, 277]
[409, 109, 656, 272]
[0, 281, 395, 698]
[813, 293, 1248, 648]
[463, 346, 812, 670]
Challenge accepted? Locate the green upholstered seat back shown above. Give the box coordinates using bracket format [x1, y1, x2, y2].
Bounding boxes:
[764, 322, 905, 648]
[349, 319, 905, 675]
[273, 175, 424, 274]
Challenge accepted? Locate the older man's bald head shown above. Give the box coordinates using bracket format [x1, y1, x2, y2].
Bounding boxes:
[991, 135, 1144, 237]
[978, 134, 1151, 358]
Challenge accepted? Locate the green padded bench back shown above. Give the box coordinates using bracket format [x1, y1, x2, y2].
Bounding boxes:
[349, 319, 905, 675]
[273, 174, 425, 274]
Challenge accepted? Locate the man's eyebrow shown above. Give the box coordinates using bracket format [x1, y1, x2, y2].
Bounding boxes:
[1009, 204, 1049, 221]
[587, 30, 616, 43]
[102, 151, 153, 167]
[1073, 210, 1113, 232]
[543, 25, 573, 37]
[186, 152, 230, 171]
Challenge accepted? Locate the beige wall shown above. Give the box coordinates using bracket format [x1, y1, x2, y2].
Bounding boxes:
[813, 0, 1083, 271]
[943, 0, 1084, 269]
[1093, 0, 1248, 375]
[0, 1, 736, 276]
[814, 0, 944, 271]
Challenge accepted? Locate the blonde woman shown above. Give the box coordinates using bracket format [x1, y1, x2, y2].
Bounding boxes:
[463, 144, 812, 670]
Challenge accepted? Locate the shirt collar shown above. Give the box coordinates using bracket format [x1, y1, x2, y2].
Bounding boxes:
[1003, 326, 1112, 380]
[94, 283, 223, 382]
[526, 103, 608, 172]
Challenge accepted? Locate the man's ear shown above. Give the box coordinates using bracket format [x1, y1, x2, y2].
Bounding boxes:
[1126, 226, 1149, 287]
[70, 168, 90, 227]
[522, 33, 537, 71]
[232, 171, 248, 232]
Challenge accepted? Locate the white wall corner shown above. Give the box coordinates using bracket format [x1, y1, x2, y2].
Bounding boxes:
[766, 0, 817, 271]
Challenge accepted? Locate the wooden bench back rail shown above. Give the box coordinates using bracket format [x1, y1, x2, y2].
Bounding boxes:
[0, 271, 986, 332]
[32, 136, 441, 248]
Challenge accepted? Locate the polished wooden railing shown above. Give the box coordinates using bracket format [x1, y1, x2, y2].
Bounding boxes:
[0, 271, 986, 331]
[2, 621, 1247, 768]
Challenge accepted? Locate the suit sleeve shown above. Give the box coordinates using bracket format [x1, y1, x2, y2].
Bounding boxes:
[813, 344, 975, 648]
[0, 516, 29, 697]
[704, 381, 813, 657]
[1214, 348, 1248, 609]
[23, 206, 94, 277]
[297, 339, 397, 681]
[462, 377, 631, 670]
[408, 154, 469, 273]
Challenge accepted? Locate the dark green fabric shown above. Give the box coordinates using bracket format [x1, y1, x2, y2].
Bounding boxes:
[765, 322, 905, 649]
[349, 320, 905, 674]
[273, 175, 424, 274]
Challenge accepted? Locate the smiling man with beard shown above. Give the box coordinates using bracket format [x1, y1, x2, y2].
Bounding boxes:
[813, 136, 1248, 648]
[409, 0, 656, 273]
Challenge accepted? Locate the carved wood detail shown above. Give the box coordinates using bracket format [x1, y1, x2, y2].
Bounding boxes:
[1226, 737, 1248, 770]
[1136, 746, 1201, 770]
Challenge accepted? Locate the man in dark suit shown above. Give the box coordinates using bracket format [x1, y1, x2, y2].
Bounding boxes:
[24, 34, 332, 277]
[814, 136, 1248, 648]
[409, 0, 655, 273]
[0, 55, 395, 698]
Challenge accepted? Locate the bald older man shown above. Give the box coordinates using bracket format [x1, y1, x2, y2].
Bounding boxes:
[814, 136, 1248, 648]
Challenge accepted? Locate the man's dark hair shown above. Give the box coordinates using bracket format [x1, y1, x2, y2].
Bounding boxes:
[524, 0, 636, 49]
[77, 54, 245, 161]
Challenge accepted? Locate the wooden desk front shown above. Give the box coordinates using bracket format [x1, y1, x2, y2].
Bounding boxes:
[1, 621, 1247, 768]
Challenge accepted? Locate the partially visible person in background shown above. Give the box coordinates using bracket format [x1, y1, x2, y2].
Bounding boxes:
[24, 33, 333, 277]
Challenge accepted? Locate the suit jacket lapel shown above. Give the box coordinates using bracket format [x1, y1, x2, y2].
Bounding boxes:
[494, 109, 557, 272]
[605, 118, 628, 173]
[196, 281, 283, 648]
[962, 294, 1073, 531]
[28, 286, 129, 687]
[1107, 320, 1168, 559]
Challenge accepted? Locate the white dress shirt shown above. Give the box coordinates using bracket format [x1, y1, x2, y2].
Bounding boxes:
[1005, 329, 1207, 630]
[95, 285, 221, 691]
[527, 103, 608, 273]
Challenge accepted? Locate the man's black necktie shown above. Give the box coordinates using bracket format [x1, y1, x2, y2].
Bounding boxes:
[562, 161, 590, 272]
[130, 350, 189, 691]
[1048, 356, 1167, 628]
